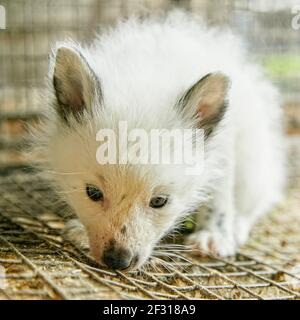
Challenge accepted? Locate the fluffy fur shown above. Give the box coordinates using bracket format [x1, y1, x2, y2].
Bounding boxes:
[31, 11, 285, 270]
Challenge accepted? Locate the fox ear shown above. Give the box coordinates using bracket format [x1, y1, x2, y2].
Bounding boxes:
[52, 45, 102, 124]
[177, 72, 230, 137]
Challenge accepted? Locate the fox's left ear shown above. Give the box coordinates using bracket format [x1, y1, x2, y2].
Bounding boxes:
[177, 72, 230, 137]
[51, 45, 102, 124]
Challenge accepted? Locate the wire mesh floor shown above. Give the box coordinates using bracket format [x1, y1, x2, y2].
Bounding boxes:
[0, 154, 300, 300]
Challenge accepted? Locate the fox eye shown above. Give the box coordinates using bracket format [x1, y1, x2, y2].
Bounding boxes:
[86, 184, 104, 201]
[149, 195, 168, 208]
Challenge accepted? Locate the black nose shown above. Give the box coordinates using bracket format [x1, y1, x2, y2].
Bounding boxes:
[102, 246, 133, 270]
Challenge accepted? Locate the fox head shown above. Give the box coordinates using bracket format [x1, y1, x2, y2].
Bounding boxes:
[40, 44, 230, 270]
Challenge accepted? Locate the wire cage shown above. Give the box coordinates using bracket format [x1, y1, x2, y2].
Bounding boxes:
[0, 0, 300, 300]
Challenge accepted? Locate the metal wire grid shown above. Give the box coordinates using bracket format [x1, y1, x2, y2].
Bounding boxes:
[0, 171, 299, 300]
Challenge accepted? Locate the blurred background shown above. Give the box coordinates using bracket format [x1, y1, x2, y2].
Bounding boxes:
[0, 0, 300, 169]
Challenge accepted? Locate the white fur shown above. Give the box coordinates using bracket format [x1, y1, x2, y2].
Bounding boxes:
[32, 11, 285, 269]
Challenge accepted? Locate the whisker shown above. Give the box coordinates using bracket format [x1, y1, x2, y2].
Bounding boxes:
[148, 256, 175, 272]
[153, 250, 195, 265]
[43, 170, 89, 176]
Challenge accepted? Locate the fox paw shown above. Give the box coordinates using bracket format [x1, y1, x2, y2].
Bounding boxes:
[64, 219, 89, 249]
[185, 229, 237, 257]
[234, 217, 251, 246]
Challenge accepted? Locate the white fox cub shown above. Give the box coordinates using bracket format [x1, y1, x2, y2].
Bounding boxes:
[33, 12, 285, 270]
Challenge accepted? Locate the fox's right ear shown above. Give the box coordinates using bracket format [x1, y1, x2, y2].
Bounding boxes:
[50, 45, 102, 124]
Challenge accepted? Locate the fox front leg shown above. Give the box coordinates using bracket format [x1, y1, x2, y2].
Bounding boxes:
[186, 175, 237, 257]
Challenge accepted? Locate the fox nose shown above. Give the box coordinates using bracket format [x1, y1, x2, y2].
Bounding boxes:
[102, 246, 133, 270]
